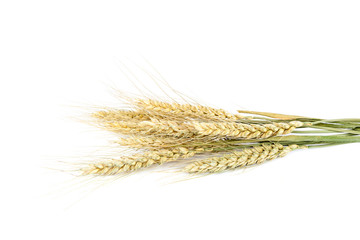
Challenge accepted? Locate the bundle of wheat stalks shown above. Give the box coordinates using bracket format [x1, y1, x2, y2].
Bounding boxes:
[80, 98, 360, 176]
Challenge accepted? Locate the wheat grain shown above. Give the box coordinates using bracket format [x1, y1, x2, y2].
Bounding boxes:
[184, 144, 306, 173]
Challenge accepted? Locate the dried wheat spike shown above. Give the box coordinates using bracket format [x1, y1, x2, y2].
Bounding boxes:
[115, 136, 181, 148]
[184, 144, 306, 173]
[81, 147, 213, 176]
[102, 119, 199, 137]
[92, 109, 151, 122]
[115, 135, 211, 149]
[102, 118, 303, 140]
[134, 99, 243, 121]
[192, 121, 304, 139]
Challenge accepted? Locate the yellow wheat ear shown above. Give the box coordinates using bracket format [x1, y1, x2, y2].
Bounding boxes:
[81, 147, 213, 176]
[92, 109, 151, 122]
[133, 98, 244, 121]
[95, 118, 304, 140]
[184, 144, 307, 173]
[192, 121, 304, 139]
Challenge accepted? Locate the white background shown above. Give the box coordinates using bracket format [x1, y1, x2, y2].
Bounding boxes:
[1, 1, 360, 239]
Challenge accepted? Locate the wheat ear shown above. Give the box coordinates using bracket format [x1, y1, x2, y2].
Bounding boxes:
[81, 146, 213, 176]
[134, 99, 243, 121]
[192, 121, 304, 139]
[184, 144, 306, 173]
[115, 135, 217, 149]
[101, 119, 303, 139]
[92, 109, 151, 122]
[101, 119, 198, 137]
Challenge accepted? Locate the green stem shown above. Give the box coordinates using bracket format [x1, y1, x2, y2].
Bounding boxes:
[266, 134, 360, 144]
[305, 143, 349, 149]
[228, 134, 360, 145]
[320, 118, 360, 123]
[309, 125, 360, 134]
[293, 130, 336, 134]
